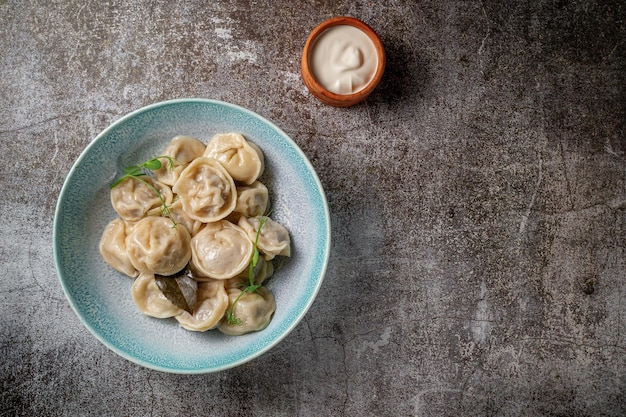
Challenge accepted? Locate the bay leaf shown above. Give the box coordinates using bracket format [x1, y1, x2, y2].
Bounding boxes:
[154, 266, 197, 314]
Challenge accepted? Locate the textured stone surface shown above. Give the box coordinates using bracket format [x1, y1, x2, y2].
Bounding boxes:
[1, 1, 625, 416]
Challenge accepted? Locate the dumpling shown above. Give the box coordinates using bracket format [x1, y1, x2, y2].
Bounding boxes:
[131, 273, 183, 318]
[175, 280, 229, 332]
[172, 157, 237, 223]
[203, 133, 264, 185]
[154, 135, 206, 186]
[218, 287, 276, 336]
[167, 199, 203, 236]
[99, 218, 138, 278]
[225, 257, 274, 289]
[110, 176, 173, 221]
[238, 216, 291, 260]
[190, 220, 253, 280]
[125, 216, 191, 276]
[233, 181, 269, 218]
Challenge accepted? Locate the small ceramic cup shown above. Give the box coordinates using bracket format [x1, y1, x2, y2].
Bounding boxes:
[301, 16, 386, 107]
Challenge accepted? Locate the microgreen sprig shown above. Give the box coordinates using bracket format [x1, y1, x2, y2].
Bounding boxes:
[110, 156, 178, 227]
[225, 213, 271, 325]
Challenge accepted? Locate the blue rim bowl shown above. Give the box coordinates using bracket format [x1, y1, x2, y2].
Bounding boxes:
[53, 99, 330, 373]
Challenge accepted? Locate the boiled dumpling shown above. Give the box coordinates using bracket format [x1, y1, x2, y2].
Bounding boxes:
[225, 257, 274, 289]
[175, 280, 229, 332]
[233, 181, 269, 218]
[125, 216, 191, 276]
[190, 220, 253, 280]
[218, 286, 276, 336]
[154, 135, 206, 186]
[203, 133, 264, 185]
[110, 176, 173, 221]
[99, 218, 138, 278]
[131, 273, 183, 318]
[172, 157, 237, 223]
[167, 199, 203, 236]
[238, 216, 291, 260]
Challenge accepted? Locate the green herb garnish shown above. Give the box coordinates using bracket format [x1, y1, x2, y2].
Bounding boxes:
[110, 156, 178, 226]
[225, 214, 270, 325]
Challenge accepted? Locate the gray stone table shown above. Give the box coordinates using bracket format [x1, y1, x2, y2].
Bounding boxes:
[2, 1, 625, 416]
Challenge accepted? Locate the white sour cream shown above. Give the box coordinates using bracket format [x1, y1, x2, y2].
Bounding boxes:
[310, 25, 378, 95]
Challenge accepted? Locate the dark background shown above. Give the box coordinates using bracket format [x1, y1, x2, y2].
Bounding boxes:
[1, 1, 625, 416]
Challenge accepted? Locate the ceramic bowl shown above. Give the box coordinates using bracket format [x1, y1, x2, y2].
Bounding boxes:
[53, 99, 331, 373]
[301, 16, 386, 107]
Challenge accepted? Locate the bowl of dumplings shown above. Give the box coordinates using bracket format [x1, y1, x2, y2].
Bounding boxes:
[53, 99, 331, 373]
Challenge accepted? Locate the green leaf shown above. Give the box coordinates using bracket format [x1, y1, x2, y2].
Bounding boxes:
[124, 165, 142, 176]
[142, 158, 162, 170]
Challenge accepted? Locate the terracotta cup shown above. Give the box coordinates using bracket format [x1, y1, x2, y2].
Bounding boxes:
[301, 16, 386, 107]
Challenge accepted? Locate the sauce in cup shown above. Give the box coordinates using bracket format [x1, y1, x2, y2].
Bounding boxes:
[301, 17, 386, 107]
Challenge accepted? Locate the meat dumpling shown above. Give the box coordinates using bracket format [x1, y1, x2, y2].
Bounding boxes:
[174, 280, 229, 332]
[225, 257, 274, 289]
[154, 135, 206, 186]
[218, 286, 276, 336]
[99, 218, 138, 278]
[167, 199, 203, 236]
[125, 216, 191, 276]
[172, 157, 237, 223]
[190, 220, 253, 280]
[238, 216, 291, 260]
[203, 133, 264, 185]
[110, 176, 173, 221]
[131, 273, 183, 318]
[233, 181, 269, 218]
